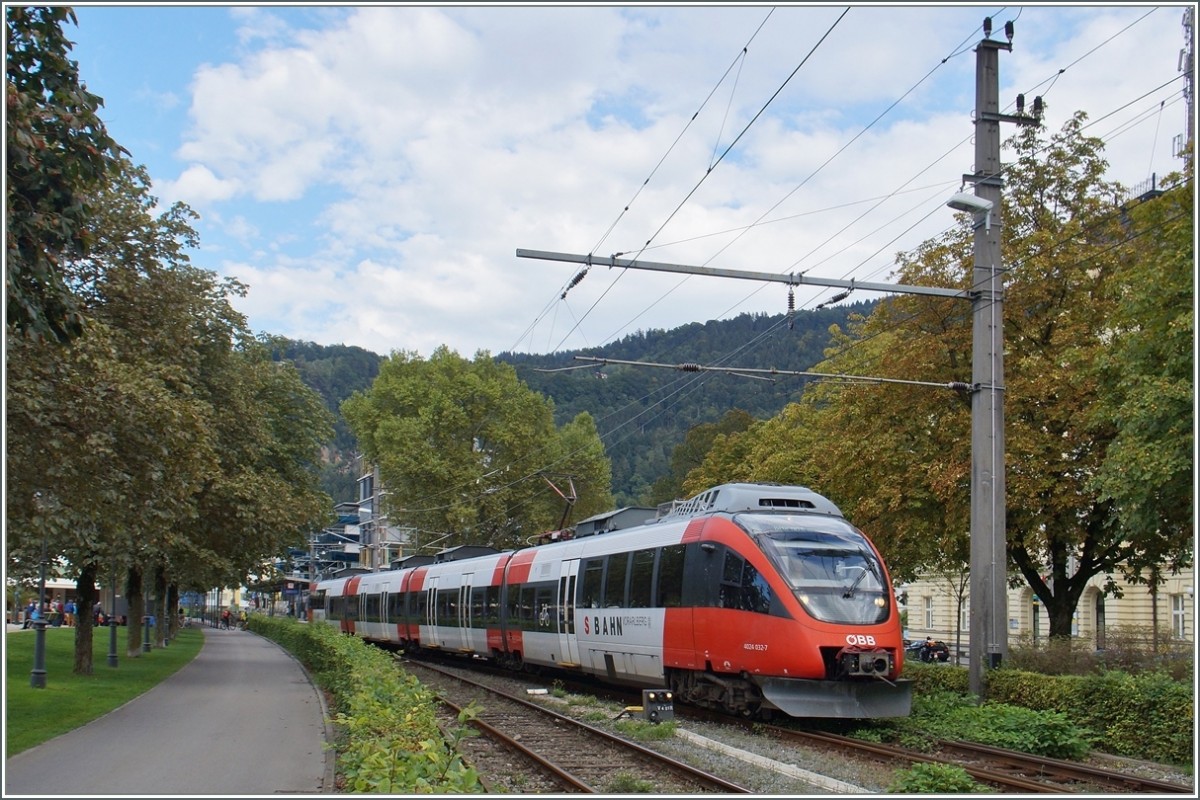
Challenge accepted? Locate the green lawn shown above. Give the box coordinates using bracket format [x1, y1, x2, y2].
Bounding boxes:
[5, 625, 204, 757]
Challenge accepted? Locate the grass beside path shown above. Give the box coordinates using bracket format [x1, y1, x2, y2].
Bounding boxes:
[5, 625, 204, 757]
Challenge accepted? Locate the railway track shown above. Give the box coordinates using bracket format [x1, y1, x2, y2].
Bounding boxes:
[935, 739, 1194, 794]
[392, 648, 1191, 794]
[757, 724, 1194, 794]
[401, 658, 751, 794]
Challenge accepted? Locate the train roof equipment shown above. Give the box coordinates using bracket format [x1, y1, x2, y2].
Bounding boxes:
[434, 545, 500, 562]
[573, 506, 658, 537]
[659, 482, 843, 520]
[390, 554, 436, 570]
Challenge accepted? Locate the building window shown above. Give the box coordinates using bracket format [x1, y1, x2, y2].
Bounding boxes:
[924, 596, 933, 628]
[1172, 594, 1187, 640]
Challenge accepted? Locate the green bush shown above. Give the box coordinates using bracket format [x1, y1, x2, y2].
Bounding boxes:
[1072, 670, 1193, 765]
[251, 617, 483, 793]
[901, 659, 970, 695]
[985, 667, 1075, 712]
[942, 702, 1091, 760]
[886, 762, 986, 793]
[987, 665, 1193, 765]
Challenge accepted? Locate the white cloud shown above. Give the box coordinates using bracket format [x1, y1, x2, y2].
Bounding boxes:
[158, 163, 240, 207]
[154, 5, 1185, 356]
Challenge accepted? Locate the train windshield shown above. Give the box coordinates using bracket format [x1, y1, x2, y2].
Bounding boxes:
[741, 514, 890, 625]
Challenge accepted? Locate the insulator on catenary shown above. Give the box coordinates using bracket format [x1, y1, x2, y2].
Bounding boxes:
[561, 268, 589, 299]
[679, 363, 702, 372]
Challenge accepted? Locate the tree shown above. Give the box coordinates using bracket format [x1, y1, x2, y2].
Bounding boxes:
[343, 347, 613, 551]
[6, 151, 334, 669]
[6, 6, 125, 343]
[1087, 174, 1194, 586]
[650, 408, 757, 504]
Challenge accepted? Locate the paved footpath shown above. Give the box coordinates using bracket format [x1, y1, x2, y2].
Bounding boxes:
[5, 625, 333, 796]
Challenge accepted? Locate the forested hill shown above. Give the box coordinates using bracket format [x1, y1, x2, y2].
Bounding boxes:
[274, 300, 875, 506]
[268, 338, 383, 503]
[497, 301, 877, 505]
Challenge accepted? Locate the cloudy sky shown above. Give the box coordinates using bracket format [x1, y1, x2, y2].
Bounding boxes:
[67, 4, 1192, 358]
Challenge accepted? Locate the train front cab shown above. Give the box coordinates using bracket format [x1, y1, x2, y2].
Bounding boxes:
[666, 511, 911, 719]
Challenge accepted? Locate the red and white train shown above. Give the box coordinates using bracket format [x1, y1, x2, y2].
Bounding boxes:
[313, 482, 912, 719]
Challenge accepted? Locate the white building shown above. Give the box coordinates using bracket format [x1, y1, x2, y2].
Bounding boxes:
[899, 566, 1194, 655]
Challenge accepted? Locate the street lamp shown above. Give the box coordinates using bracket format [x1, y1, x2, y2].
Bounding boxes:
[29, 501, 48, 689]
[108, 562, 119, 668]
[946, 192, 994, 230]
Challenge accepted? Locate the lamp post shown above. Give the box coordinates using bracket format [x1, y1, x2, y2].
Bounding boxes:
[108, 564, 119, 668]
[29, 514, 48, 689]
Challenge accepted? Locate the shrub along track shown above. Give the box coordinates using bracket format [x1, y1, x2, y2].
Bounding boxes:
[402, 658, 750, 794]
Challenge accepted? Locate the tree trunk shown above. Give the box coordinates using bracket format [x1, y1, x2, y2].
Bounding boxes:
[73, 565, 98, 675]
[167, 583, 180, 639]
[154, 564, 168, 647]
[1047, 590, 1078, 638]
[126, 565, 144, 657]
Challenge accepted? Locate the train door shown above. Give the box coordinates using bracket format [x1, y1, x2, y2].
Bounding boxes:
[458, 573, 473, 652]
[558, 559, 581, 666]
[425, 574, 439, 644]
[379, 581, 391, 642]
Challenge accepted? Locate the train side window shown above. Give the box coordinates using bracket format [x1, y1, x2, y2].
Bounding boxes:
[471, 587, 486, 624]
[485, 586, 500, 626]
[655, 544, 685, 607]
[506, 583, 522, 626]
[628, 548, 655, 608]
[519, 584, 536, 630]
[581, 558, 604, 609]
[437, 588, 457, 627]
[718, 551, 744, 609]
[417, 589, 430, 623]
[535, 585, 555, 628]
[604, 552, 630, 608]
[742, 561, 772, 614]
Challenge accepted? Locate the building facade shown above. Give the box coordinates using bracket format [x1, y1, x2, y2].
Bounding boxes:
[899, 566, 1194, 656]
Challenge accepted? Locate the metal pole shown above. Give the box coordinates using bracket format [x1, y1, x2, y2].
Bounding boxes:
[108, 566, 119, 667]
[967, 32, 1028, 698]
[29, 529, 48, 688]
